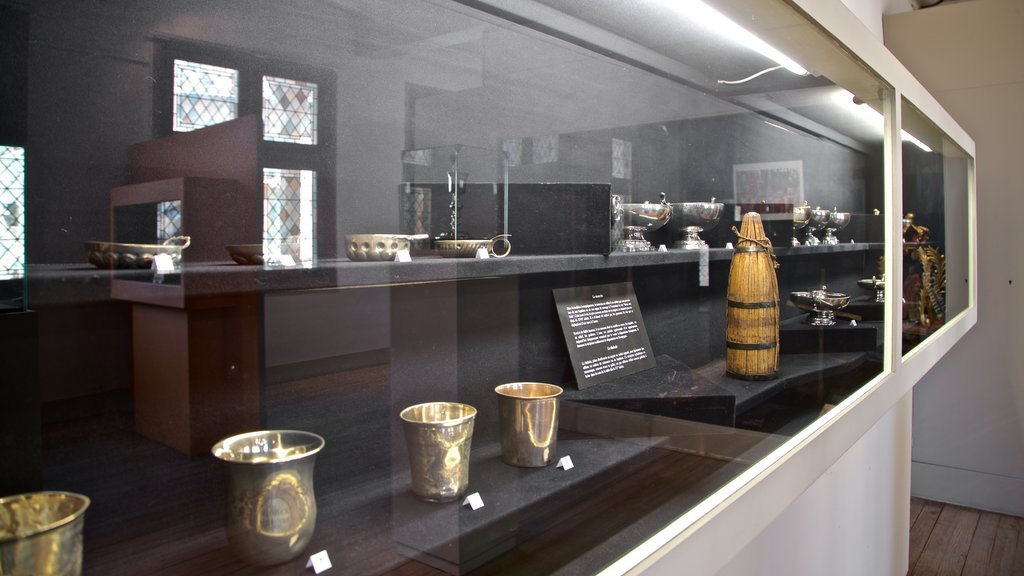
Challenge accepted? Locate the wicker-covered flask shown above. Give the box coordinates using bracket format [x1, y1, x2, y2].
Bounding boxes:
[725, 212, 780, 379]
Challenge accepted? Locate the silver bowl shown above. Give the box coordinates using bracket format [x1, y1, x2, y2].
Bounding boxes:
[613, 196, 671, 252]
[671, 200, 723, 249]
[435, 234, 511, 258]
[85, 236, 190, 270]
[789, 285, 851, 326]
[345, 234, 428, 261]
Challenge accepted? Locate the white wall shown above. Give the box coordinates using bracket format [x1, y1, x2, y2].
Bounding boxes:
[716, 394, 913, 576]
[884, 0, 1024, 516]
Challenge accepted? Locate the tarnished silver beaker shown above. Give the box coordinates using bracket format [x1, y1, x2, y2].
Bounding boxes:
[400, 402, 476, 502]
[495, 382, 563, 467]
[212, 430, 324, 566]
[0, 491, 89, 576]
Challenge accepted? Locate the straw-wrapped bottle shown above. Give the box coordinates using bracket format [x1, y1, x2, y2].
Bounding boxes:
[726, 212, 779, 379]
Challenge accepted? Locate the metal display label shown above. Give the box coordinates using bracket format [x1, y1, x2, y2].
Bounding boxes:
[552, 282, 656, 389]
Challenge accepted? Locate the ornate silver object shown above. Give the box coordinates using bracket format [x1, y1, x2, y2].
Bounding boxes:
[858, 276, 885, 303]
[790, 285, 851, 326]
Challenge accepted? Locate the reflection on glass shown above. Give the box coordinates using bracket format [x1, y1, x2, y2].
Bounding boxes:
[901, 98, 970, 353]
[0, 146, 25, 282]
[263, 168, 316, 264]
[262, 76, 318, 145]
[172, 59, 239, 132]
[16, 0, 945, 574]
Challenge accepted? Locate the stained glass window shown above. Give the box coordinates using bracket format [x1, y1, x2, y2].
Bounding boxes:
[263, 168, 315, 262]
[0, 146, 25, 281]
[172, 59, 239, 132]
[263, 76, 318, 145]
[156, 200, 182, 242]
[612, 138, 632, 179]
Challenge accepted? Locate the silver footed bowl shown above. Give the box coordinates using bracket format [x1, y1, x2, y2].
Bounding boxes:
[823, 211, 851, 245]
[858, 276, 885, 302]
[803, 207, 831, 245]
[792, 201, 812, 246]
[615, 199, 672, 252]
[671, 201, 723, 249]
[620, 202, 672, 230]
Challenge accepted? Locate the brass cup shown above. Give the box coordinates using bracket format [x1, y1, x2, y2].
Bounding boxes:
[0, 491, 90, 576]
[212, 430, 325, 566]
[495, 382, 563, 467]
[400, 402, 477, 502]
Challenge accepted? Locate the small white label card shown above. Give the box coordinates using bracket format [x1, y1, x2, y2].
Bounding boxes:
[152, 253, 175, 273]
[463, 492, 485, 510]
[306, 550, 332, 574]
[557, 455, 574, 471]
[725, 242, 734, 250]
[474, 247, 490, 259]
[395, 249, 412, 262]
[657, 244, 668, 252]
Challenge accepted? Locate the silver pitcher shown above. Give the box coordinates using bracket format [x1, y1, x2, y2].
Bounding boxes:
[0, 491, 89, 576]
[400, 402, 476, 502]
[212, 430, 325, 566]
[495, 382, 563, 467]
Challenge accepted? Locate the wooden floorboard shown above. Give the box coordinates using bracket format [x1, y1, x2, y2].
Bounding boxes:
[910, 499, 1023, 576]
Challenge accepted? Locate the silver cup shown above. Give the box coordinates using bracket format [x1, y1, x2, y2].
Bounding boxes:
[212, 430, 325, 566]
[400, 402, 477, 502]
[0, 491, 89, 576]
[495, 382, 563, 467]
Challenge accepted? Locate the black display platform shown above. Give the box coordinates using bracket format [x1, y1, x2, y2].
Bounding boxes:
[393, 433, 660, 574]
[779, 315, 878, 354]
[562, 354, 735, 426]
[846, 297, 884, 321]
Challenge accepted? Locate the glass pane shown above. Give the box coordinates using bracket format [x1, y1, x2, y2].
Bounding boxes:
[263, 75, 318, 144]
[15, 0, 924, 574]
[263, 167, 316, 263]
[173, 59, 239, 132]
[901, 97, 971, 353]
[0, 145, 25, 285]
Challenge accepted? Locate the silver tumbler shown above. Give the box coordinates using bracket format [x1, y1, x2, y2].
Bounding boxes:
[400, 402, 476, 502]
[212, 430, 324, 566]
[495, 382, 563, 467]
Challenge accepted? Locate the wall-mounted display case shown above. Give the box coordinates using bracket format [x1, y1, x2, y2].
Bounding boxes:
[2, 0, 974, 574]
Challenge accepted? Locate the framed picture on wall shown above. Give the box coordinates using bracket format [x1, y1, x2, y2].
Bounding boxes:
[733, 160, 804, 220]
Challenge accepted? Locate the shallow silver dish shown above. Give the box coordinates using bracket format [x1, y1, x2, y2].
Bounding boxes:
[345, 234, 428, 261]
[85, 236, 190, 269]
[435, 234, 511, 258]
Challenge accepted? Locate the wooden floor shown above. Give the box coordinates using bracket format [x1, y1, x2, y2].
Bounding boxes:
[909, 498, 1024, 575]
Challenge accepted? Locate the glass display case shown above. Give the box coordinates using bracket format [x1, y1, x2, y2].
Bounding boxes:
[1, 0, 974, 574]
